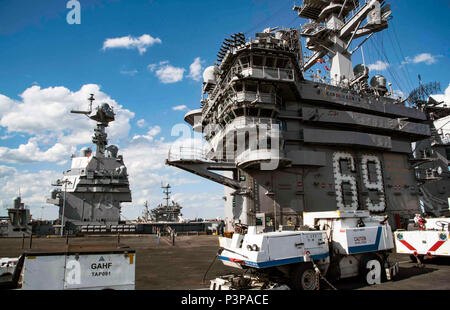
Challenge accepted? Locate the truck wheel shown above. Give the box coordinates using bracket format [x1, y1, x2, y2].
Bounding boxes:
[360, 254, 383, 286]
[290, 264, 318, 291]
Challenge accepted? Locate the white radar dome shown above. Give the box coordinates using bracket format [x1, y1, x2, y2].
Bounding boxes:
[203, 66, 216, 83]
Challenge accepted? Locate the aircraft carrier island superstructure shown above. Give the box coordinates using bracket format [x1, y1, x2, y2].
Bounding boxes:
[411, 84, 450, 217]
[167, 0, 440, 232]
[47, 95, 132, 233]
[150, 184, 183, 223]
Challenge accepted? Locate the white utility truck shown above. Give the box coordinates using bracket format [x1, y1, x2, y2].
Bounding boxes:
[211, 211, 398, 290]
[0, 258, 19, 288]
[0, 245, 135, 290]
[395, 216, 450, 262]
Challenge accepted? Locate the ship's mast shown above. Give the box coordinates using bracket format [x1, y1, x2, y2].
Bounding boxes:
[143, 201, 150, 222]
[70, 94, 116, 158]
[161, 184, 172, 208]
[294, 0, 392, 86]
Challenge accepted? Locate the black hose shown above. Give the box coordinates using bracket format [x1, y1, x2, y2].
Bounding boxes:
[202, 248, 224, 285]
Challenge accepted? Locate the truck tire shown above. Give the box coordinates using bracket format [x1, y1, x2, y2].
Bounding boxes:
[290, 264, 318, 291]
[360, 254, 383, 286]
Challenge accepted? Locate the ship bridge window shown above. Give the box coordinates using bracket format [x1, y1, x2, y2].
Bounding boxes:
[248, 108, 259, 117]
[245, 82, 257, 92]
[239, 56, 250, 69]
[260, 109, 272, 118]
[276, 58, 288, 69]
[234, 82, 243, 92]
[260, 84, 273, 93]
[234, 108, 244, 117]
[252, 55, 263, 66]
[265, 57, 275, 68]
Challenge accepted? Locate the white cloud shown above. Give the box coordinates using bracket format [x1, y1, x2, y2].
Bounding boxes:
[0, 167, 59, 220]
[172, 105, 188, 111]
[0, 165, 16, 178]
[0, 134, 15, 140]
[431, 83, 450, 105]
[156, 65, 185, 84]
[402, 53, 442, 65]
[187, 57, 205, 81]
[119, 136, 206, 216]
[102, 34, 162, 55]
[148, 61, 185, 84]
[136, 119, 147, 128]
[132, 125, 162, 143]
[368, 60, 390, 71]
[0, 94, 14, 114]
[0, 138, 75, 164]
[171, 192, 224, 219]
[0, 84, 134, 164]
[392, 89, 406, 100]
[120, 69, 138, 76]
[430, 84, 450, 144]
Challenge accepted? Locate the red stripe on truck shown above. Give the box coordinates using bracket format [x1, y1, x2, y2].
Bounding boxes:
[428, 241, 445, 252]
[399, 239, 416, 251]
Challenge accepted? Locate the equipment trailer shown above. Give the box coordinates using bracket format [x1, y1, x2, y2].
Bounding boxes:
[0, 244, 135, 290]
[211, 211, 398, 290]
[395, 216, 450, 262]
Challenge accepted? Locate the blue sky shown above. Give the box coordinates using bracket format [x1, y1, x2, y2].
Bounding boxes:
[0, 0, 449, 221]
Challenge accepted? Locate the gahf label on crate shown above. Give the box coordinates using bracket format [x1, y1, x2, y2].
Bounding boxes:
[64, 254, 135, 289]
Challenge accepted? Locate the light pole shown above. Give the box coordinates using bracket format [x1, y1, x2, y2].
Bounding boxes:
[60, 179, 72, 236]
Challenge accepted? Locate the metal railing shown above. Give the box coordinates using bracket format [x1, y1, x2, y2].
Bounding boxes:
[168, 146, 210, 162]
[235, 91, 281, 105]
[222, 117, 279, 132]
[168, 145, 278, 165]
[205, 65, 294, 115]
[242, 66, 294, 81]
[168, 146, 234, 163]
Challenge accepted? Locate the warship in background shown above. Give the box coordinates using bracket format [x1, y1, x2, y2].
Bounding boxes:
[0, 197, 32, 237]
[167, 0, 449, 232]
[408, 78, 450, 217]
[149, 184, 184, 223]
[134, 184, 223, 234]
[46, 95, 132, 234]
